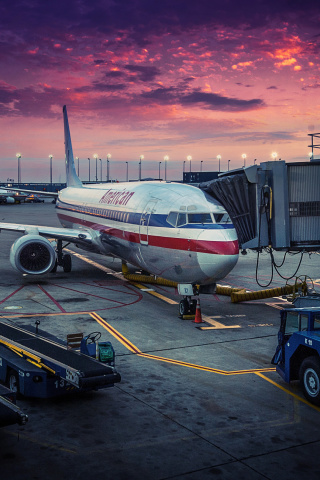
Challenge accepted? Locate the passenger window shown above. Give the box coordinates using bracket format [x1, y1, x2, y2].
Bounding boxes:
[177, 213, 187, 226]
[188, 213, 212, 224]
[167, 212, 178, 227]
[285, 312, 299, 335]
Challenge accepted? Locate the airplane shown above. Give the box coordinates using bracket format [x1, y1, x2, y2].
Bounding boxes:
[0, 106, 239, 315]
[0, 189, 28, 204]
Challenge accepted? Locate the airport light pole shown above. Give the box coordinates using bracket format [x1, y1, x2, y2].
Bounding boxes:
[200, 160, 203, 172]
[228, 159, 230, 171]
[88, 158, 91, 182]
[76, 157, 79, 176]
[164, 155, 169, 181]
[49, 154, 53, 184]
[217, 155, 221, 172]
[159, 161, 161, 179]
[271, 152, 277, 161]
[242, 153, 246, 167]
[139, 155, 144, 181]
[93, 154, 98, 182]
[187, 155, 192, 172]
[107, 153, 111, 182]
[99, 158, 102, 181]
[183, 160, 186, 174]
[16, 153, 21, 183]
[126, 161, 128, 182]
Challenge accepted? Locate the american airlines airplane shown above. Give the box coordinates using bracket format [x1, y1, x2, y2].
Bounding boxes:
[0, 106, 239, 315]
[0, 189, 28, 204]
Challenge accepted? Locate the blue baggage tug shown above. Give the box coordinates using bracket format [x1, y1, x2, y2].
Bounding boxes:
[0, 322, 121, 398]
[272, 307, 320, 405]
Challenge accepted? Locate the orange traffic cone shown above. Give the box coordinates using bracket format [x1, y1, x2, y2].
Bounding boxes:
[193, 297, 203, 323]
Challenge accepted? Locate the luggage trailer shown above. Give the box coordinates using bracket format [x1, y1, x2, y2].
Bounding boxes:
[0, 322, 121, 398]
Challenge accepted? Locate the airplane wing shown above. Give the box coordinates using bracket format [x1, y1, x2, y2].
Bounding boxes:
[0, 223, 93, 245]
[4, 187, 59, 197]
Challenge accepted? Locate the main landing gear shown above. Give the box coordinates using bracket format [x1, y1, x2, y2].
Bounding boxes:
[51, 239, 72, 273]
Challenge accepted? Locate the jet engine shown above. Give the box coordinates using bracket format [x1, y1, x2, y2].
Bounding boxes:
[10, 235, 57, 275]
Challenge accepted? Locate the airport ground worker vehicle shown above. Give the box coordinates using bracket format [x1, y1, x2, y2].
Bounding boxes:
[272, 307, 320, 405]
[0, 322, 120, 398]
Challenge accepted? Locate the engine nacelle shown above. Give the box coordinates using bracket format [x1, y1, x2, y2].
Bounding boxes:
[6, 197, 15, 204]
[10, 235, 57, 275]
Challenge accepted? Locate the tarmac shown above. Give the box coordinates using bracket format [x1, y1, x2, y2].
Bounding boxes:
[0, 201, 320, 480]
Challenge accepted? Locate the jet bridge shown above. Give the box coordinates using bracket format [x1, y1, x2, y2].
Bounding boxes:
[201, 160, 320, 252]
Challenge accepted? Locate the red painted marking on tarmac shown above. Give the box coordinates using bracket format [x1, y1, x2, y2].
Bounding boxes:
[82, 281, 143, 298]
[50, 282, 139, 306]
[37, 284, 67, 313]
[0, 285, 25, 305]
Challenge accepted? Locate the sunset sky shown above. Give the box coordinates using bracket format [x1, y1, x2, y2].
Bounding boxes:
[0, 0, 319, 183]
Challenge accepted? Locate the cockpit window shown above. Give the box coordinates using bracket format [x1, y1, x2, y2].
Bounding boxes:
[213, 213, 232, 223]
[177, 213, 187, 226]
[166, 211, 178, 227]
[188, 213, 213, 224]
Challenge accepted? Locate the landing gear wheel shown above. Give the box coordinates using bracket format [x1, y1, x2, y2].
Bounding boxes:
[179, 299, 189, 316]
[62, 254, 72, 273]
[299, 356, 320, 405]
[7, 369, 19, 394]
[86, 332, 102, 344]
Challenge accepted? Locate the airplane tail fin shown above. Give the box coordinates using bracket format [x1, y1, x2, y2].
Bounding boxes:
[63, 105, 83, 188]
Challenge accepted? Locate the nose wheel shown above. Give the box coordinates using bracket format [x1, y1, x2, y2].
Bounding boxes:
[179, 297, 197, 316]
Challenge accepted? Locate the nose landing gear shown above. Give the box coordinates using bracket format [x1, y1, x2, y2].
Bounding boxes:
[178, 283, 199, 318]
[179, 297, 197, 316]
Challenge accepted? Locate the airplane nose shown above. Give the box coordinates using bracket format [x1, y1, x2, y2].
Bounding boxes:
[196, 228, 239, 283]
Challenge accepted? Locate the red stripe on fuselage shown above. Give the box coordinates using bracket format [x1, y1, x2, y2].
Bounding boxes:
[57, 212, 239, 256]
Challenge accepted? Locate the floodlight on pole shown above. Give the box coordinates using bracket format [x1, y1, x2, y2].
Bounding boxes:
[93, 154, 98, 182]
[107, 153, 111, 182]
[271, 152, 277, 161]
[16, 153, 22, 183]
[187, 155, 192, 172]
[164, 155, 169, 181]
[76, 157, 79, 176]
[139, 154, 144, 181]
[217, 155, 221, 172]
[242, 153, 247, 167]
[126, 161, 128, 182]
[49, 154, 53, 184]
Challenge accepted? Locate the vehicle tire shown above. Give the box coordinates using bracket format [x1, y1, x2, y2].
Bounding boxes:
[299, 356, 320, 405]
[62, 254, 72, 273]
[179, 299, 189, 316]
[7, 369, 19, 394]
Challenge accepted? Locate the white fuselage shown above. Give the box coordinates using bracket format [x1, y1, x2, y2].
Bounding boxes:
[56, 181, 239, 285]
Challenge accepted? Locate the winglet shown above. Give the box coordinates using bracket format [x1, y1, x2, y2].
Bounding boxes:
[63, 105, 82, 188]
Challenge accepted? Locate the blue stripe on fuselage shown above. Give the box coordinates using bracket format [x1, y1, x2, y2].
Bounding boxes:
[56, 200, 235, 230]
